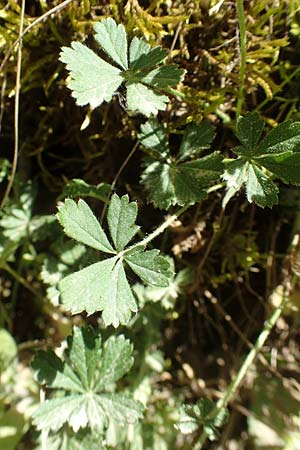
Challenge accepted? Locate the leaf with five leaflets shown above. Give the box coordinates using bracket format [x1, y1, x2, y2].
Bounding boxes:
[222, 113, 300, 208]
[139, 119, 223, 209]
[60, 18, 185, 117]
[32, 327, 143, 433]
[57, 194, 173, 327]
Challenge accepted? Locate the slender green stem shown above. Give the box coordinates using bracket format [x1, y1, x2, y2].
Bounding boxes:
[124, 205, 190, 254]
[195, 284, 290, 448]
[236, 0, 247, 120]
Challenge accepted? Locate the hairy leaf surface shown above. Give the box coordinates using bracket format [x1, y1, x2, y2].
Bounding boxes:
[32, 327, 143, 433]
[57, 195, 172, 326]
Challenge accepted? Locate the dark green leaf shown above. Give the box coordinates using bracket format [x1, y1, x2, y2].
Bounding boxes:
[129, 37, 167, 71]
[235, 112, 264, 151]
[178, 121, 216, 161]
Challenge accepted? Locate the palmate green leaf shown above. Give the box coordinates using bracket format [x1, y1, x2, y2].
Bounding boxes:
[223, 113, 300, 208]
[32, 327, 144, 434]
[139, 119, 222, 209]
[57, 195, 172, 327]
[60, 18, 185, 117]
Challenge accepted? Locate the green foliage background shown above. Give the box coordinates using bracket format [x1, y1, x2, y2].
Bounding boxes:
[1, 0, 300, 449]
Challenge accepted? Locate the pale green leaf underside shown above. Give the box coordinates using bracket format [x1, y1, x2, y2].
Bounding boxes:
[126, 83, 168, 117]
[107, 194, 139, 251]
[59, 42, 122, 108]
[56, 198, 114, 254]
[93, 18, 128, 70]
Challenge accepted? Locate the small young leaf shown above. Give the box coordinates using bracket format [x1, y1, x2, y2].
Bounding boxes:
[93, 18, 128, 70]
[59, 42, 123, 108]
[57, 199, 114, 254]
[107, 194, 139, 252]
[236, 112, 265, 151]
